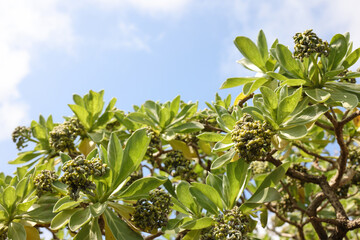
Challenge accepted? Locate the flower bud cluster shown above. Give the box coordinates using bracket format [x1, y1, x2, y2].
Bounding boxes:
[164, 151, 197, 180]
[293, 29, 329, 61]
[34, 170, 58, 197]
[231, 114, 274, 163]
[250, 161, 271, 175]
[277, 194, 294, 214]
[145, 128, 161, 159]
[212, 206, 250, 240]
[60, 155, 108, 200]
[337, 184, 350, 198]
[349, 145, 360, 168]
[49, 118, 85, 152]
[131, 189, 172, 232]
[200, 227, 216, 240]
[12, 126, 32, 150]
[339, 70, 356, 84]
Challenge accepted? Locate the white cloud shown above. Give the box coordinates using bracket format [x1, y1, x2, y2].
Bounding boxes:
[221, 0, 360, 79]
[89, 0, 191, 17]
[0, 0, 73, 140]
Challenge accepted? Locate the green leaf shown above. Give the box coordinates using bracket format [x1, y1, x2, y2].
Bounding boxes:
[84, 90, 104, 118]
[243, 78, 268, 95]
[16, 197, 38, 213]
[283, 104, 328, 127]
[108, 133, 123, 185]
[104, 208, 143, 240]
[89, 217, 103, 240]
[280, 125, 307, 139]
[260, 86, 278, 110]
[181, 217, 214, 230]
[240, 187, 280, 211]
[118, 177, 167, 200]
[227, 160, 249, 209]
[211, 149, 236, 170]
[3, 186, 16, 210]
[24, 204, 57, 223]
[51, 209, 80, 230]
[260, 209, 268, 228]
[197, 132, 225, 142]
[73, 222, 91, 240]
[255, 162, 290, 195]
[60, 153, 72, 164]
[8, 222, 26, 240]
[234, 36, 265, 71]
[280, 79, 307, 87]
[183, 230, 201, 240]
[126, 112, 155, 127]
[8, 151, 41, 164]
[190, 183, 223, 210]
[305, 89, 331, 103]
[90, 202, 107, 217]
[116, 129, 150, 189]
[68, 104, 90, 129]
[170, 95, 181, 118]
[277, 87, 302, 123]
[274, 44, 303, 78]
[176, 181, 200, 215]
[53, 196, 80, 213]
[220, 77, 258, 89]
[15, 177, 29, 199]
[257, 30, 268, 62]
[328, 34, 347, 70]
[69, 207, 91, 231]
[168, 122, 204, 133]
[159, 106, 171, 129]
[327, 89, 358, 109]
[189, 187, 218, 214]
[342, 48, 360, 69]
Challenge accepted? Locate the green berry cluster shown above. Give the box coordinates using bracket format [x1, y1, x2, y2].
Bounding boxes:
[231, 114, 274, 163]
[200, 226, 216, 240]
[336, 184, 350, 198]
[34, 170, 58, 197]
[250, 161, 271, 175]
[164, 151, 197, 180]
[60, 155, 108, 200]
[49, 118, 85, 152]
[349, 145, 360, 168]
[145, 128, 161, 159]
[293, 29, 329, 61]
[339, 70, 356, 84]
[212, 206, 250, 240]
[125, 170, 143, 188]
[131, 189, 172, 232]
[12, 126, 32, 150]
[277, 194, 294, 214]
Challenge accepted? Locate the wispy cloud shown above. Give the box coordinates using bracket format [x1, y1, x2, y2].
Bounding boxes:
[221, 0, 360, 79]
[89, 0, 191, 17]
[0, 0, 73, 140]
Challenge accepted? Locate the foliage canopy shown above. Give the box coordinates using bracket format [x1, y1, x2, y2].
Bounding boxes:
[2, 29, 360, 239]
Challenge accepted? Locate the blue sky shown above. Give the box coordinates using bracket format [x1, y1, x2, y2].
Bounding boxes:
[1, 0, 360, 175]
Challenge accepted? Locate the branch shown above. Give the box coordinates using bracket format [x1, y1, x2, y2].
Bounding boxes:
[293, 142, 337, 166]
[145, 231, 164, 240]
[237, 93, 254, 107]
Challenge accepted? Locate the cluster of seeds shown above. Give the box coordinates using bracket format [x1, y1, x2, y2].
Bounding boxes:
[164, 151, 197, 180]
[145, 128, 161, 160]
[49, 118, 85, 152]
[277, 194, 294, 214]
[339, 70, 356, 84]
[293, 29, 330, 61]
[131, 189, 172, 232]
[337, 184, 350, 198]
[200, 226, 217, 240]
[12, 126, 32, 150]
[60, 155, 108, 200]
[348, 145, 360, 169]
[231, 114, 274, 163]
[211, 206, 250, 240]
[175, 132, 199, 146]
[34, 170, 58, 197]
[250, 161, 271, 175]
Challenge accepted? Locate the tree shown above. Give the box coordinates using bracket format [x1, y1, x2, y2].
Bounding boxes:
[1, 29, 360, 240]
